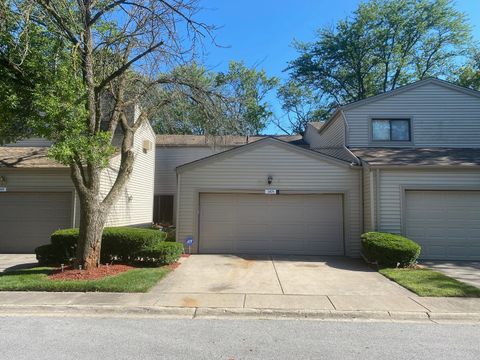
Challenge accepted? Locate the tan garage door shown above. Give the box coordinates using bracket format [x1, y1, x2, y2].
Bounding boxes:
[199, 193, 344, 255]
[405, 190, 480, 260]
[0, 192, 72, 253]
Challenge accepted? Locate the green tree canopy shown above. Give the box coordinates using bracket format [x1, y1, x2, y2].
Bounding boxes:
[0, 0, 219, 268]
[281, 0, 471, 133]
[456, 50, 480, 91]
[151, 61, 279, 135]
[0, 1, 83, 144]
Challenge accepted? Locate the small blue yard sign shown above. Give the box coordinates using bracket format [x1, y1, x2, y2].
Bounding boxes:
[185, 236, 194, 254]
[185, 237, 194, 247]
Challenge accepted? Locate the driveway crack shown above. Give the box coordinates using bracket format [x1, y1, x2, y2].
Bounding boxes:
[326, 296, 337, 310]
[271, 256, 285, 294]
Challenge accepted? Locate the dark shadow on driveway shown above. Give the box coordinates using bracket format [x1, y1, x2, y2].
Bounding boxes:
[221, 254, 373, 272]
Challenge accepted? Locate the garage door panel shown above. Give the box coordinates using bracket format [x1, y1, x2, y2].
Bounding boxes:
[0, 192, 72, 253]
[199, 193, 344, 255]
[405, 190, 480, 260]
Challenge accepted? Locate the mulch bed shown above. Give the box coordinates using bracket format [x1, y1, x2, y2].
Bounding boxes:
[49, 264, 135, 281]
[49, 261, 183, 281]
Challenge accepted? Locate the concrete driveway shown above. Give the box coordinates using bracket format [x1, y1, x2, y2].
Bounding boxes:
[153, 255, 411, 296]
[0, 254, 37, 273]
[423, 261, 480, 288]
[150, 255, 425, 311]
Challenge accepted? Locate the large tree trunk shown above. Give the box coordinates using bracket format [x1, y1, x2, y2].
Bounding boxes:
[76, 198, 108, 269]
[70, 129, 136, 270]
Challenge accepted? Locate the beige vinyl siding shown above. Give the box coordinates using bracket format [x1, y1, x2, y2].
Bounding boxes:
[362, 165, 373, 232]
[303, 123, 322, 146]
[376, 168, 480, 235]
[344, 82, 480, 147]
[100, 121, 156, 227]
[155, 146, 233, 194]
[176, 141, 362, 256]
[0, 121, 156, 233]
[6, 137, 52, 147]
[308, 113, 345, 148]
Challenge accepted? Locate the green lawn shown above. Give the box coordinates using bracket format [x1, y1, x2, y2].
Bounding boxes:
[0, 267, 171, 293]
[379, 268, 480, 297]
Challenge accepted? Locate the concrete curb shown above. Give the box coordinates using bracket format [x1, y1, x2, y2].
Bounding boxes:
[0, 304, 478, 323]
[0, 305, 196, 318]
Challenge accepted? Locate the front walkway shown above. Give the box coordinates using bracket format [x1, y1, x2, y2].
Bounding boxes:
[0, 254, 37, 273]
[423, 261, 480, 288]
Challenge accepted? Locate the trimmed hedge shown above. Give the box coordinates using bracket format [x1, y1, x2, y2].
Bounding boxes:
[35, 227, 181, 266]
[137, 242, 184, 265]
[361, 232, 421, 267]
[102, 227, 168, 262]
[34, 244, 66, 266]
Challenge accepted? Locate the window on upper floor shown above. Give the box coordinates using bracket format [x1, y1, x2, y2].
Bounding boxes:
[372, 118, 411, 141]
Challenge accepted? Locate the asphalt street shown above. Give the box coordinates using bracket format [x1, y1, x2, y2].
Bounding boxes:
[0, 316, 479, 359]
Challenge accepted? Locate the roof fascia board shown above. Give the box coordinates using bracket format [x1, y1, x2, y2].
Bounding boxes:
[268, 139, 358, 168]
[0, 166, 69, 171]
[341, 78, 480, 112]
[365, 164, 480, 169]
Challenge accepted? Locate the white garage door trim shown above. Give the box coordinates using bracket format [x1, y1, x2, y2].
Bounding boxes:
[0, 191, 75, 253]
[197, 191, 345, 255]
[402, 188, 480, 260]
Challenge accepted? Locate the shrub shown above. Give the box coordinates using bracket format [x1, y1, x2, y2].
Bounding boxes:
[102, 227, 167, 262]
[164, 228, 176, 242]
[50, 228, 79, 259]
[35, 227, 169, 265]
[35, 244, 69, 265]
[137, 242, 184, 265]
[361, 232, 421, 267]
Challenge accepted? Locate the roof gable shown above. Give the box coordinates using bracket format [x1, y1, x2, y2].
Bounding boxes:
[176, 137, 355, 173]
[340, 78, 480, 112]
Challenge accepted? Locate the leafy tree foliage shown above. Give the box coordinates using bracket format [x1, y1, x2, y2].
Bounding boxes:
[0, 0, 218, 268]
[151, 61, 279, 135]
[282, 0, 471, 133]
[456, 50, 480, 91]
[0, 1, 83, 144]
[275, 80, 329, 134]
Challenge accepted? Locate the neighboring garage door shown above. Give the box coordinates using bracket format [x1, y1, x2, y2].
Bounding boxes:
[0, 192, 72, 253]
[199, 193, 344, 255]
[405, 190, 480, 260]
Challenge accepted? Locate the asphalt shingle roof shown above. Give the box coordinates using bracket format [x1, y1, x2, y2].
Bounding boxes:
[351, 147, 480, 167]
[155, 134, 304, 147]
[0, 147, 64, 168]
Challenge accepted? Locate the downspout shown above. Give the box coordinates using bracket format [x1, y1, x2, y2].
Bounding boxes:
[375, 169, 381, 231]
[72, 189, 78, 228]
[369, 169, 375, 231]
[340, 109, 350, 148]
[175, 170, 181, 242]
[340, 109, 361, 165]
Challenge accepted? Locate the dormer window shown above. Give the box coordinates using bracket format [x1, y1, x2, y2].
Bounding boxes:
[372, 118, 411, 141]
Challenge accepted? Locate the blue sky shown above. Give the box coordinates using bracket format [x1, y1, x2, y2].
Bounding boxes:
[197, 0, 480, 133]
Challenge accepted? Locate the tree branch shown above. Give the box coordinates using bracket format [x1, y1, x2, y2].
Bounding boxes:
[37, 0, 79, 45]
[94, 41, 164, 95]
